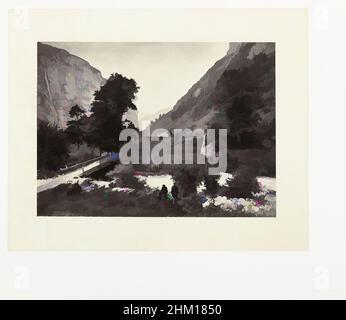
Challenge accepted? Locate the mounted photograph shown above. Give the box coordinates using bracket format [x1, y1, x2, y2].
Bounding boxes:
[37, 42, 276, 217]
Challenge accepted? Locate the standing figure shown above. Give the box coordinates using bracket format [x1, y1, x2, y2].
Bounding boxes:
[158, 184, 168, 200]
[171, 184, 179, 202]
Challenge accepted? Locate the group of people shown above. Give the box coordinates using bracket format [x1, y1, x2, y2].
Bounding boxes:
[158, 184, 179, 203]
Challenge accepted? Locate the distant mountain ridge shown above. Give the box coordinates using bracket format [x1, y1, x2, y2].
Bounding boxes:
[37, 42, 106, 128]
[150, 43, 275, 131]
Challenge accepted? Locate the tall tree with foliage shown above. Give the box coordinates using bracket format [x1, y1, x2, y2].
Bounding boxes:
[87, 73, 139, 153]
[66, 105, 86, 149]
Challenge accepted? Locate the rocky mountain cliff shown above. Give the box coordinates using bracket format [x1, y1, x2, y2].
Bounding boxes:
[37, 42, 106, 129]
[150, 43, 275, 131]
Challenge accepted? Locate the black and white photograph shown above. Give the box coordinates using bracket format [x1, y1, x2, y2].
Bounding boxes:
[37, 42, 276, 217]
[3, 1, 346, 302]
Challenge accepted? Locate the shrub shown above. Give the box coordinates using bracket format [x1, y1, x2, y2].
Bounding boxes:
[106, 164, 145, 190]
[169, 165, 204, 198]
[226, 165, 259, 198]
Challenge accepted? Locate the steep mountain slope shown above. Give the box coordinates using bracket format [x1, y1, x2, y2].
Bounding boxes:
[150, 43, 275, 131]
[212, 44, 275, 150]
[37, 42, 106, 128]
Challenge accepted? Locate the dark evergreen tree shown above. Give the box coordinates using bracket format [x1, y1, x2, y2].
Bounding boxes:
[66, 105, 86, 149]
[87, 73, 139, 153]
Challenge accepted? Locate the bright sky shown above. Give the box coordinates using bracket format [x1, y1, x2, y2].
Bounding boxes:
[46, 42, 229, 126]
